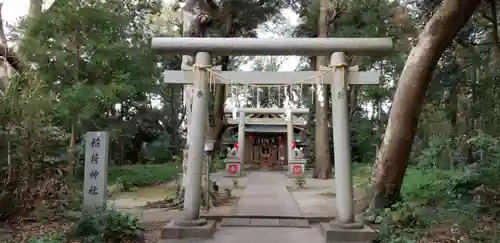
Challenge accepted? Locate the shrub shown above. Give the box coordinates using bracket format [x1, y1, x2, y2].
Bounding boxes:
[0, 80, 71, 221]
[294, 174, 306, 188]
[211, 153, 226, 172]
[366, 133, 500, 242]
[28, 234, 64, 243]
[401, 168, 458, 202]
[372, 164, 500, 242]
[68, 208, 144, 243]
[108, 164, 180, 190]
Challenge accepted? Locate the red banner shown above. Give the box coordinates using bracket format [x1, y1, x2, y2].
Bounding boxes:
[292, 165, 302, 174]
[228, 164, 238, 174]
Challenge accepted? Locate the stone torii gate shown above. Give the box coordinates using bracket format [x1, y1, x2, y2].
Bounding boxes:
[153, 37, 392, 242]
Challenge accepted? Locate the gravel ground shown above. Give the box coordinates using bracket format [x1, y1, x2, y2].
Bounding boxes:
[144, 227, 162, 243]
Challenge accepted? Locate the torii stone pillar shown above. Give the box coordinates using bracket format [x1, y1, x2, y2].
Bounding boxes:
[168, 53, 215, 234]
[330, 52, 355, 224]
[183, 52, 210, 221]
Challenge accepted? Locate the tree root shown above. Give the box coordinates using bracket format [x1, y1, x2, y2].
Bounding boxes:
[144, 185, 233, 210]
[200, 187, 232, 209]
[144, 197, 184, 209]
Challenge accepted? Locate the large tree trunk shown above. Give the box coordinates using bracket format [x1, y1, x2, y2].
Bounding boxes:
[208, 14, 235, 158]
[172, 0, 232, 210]
[366, 0, 482, 210]
[312, 0, 333, 179]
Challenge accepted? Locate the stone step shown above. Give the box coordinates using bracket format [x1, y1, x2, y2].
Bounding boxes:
[221, 218, 310, 228]
[319, 222, 376, 243]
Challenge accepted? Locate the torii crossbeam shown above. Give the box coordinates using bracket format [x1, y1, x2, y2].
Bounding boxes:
[163, 69, 379, 85]
[152, 37, 393, 56]
[223, 108, 309, 114]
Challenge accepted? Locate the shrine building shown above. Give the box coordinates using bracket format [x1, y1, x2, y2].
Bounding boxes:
[222, 113, 306, 170]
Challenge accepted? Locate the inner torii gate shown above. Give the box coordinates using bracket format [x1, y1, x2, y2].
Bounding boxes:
[152, 37, 392, 241]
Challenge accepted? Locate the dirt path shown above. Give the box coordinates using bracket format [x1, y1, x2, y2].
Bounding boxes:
[110, 172, 245, 225]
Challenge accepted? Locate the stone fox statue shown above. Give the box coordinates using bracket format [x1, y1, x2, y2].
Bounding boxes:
[227, 146, 238, 157]
[293, 147, 305, 159]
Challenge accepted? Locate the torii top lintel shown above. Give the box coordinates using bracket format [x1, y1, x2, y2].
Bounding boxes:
[151, 37, 394, 56]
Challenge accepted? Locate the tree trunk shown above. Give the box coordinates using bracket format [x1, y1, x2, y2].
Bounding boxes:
[366, 0, 482, 210]
[465, 70, 477, 164]
[347, 85, 360, 120]
[448, 83, 458, 168]
[209, 56, 229, 158]
[312, 0, 332, 179]
[176, 0, 228, 209]
[180, 0, 203, 187]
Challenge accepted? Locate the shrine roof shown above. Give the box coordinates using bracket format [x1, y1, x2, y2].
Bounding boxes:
[226, 113, 307, 126]
[227, 124, 303, 133]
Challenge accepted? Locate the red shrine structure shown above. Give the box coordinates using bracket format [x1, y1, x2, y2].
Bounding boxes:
[222, 113, 306, 170]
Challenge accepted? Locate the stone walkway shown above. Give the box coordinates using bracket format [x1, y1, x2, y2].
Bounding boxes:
[155, 171, 330, 242]
[154, 171, 374, 243]
[233, 171, 302, 218]
[158, 226, 325, 243]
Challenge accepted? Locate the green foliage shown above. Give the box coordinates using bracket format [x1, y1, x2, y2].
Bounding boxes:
[293, 174, 307, 188]
[13, 0, 185, 167]
[68, 208, 144, 243]
[371, 133, 500, 242]
[401, 168, 458, 201]
[350, 114, 378, 163]
[142, 134, 178, 163]
[369, 168, 457, 242]
[352, 163, 372, 189]
[28, 234, 64, 243]
[371, 202, 431, 242]
[2, 1, 500, 243]
[108, 164, 180, 190]
[359, 132, 500, 242]
[0, 78, 72, 221]
[211, 153, 226, 172]
[414, 135, 452, 168]
[23, 0, 163, 120]
[413, 133, 500, 197]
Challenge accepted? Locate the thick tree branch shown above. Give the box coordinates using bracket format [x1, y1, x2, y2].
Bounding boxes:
[327, 1, 344, 26]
